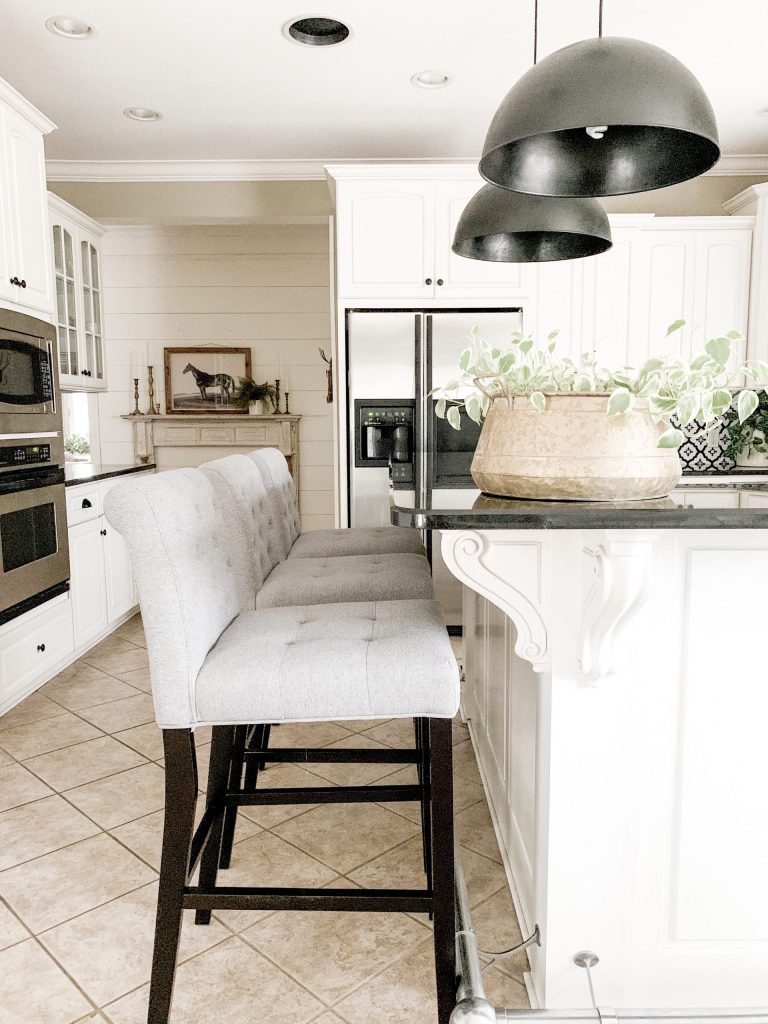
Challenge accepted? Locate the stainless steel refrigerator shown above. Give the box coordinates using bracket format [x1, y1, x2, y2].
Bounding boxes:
[346, 308, 523, 627]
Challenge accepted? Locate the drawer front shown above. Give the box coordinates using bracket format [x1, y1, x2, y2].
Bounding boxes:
[0, 597, 74, 709]
[66, 485, 102, 525]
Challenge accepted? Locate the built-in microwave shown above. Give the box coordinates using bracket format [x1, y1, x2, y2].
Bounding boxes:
[0, 311, 58, 435]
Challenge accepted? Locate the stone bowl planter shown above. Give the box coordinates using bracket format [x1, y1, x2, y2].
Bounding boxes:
[471, 391, 682, 501]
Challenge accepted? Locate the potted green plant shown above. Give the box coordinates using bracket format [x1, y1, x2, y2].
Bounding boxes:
[722, 389, 768, 467]
[433, 321, 768, 501]
[63, 433, 91, 462]
[233, 377, 277, 415]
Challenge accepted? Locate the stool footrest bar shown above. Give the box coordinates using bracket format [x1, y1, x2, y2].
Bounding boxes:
[226, 784, 423, 805]
[243, 747, 419, 764]
[183, 886, 434, 913]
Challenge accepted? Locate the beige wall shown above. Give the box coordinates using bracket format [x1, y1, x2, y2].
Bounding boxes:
[97, 223, 334, 531]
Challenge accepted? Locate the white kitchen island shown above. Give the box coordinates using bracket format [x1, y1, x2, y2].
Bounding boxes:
[393, 486, 768, 1014]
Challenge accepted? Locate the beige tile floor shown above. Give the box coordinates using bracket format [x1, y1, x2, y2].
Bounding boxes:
[0, 617, 529, 1024]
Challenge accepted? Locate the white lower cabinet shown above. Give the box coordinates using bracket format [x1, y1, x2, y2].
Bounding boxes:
[0, 596, 73, 715]
[69, 516, 109, 649]
[0, 472, 147, 716]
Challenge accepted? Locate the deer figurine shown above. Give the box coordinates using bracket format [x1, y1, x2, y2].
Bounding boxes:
[319, 348, 333, 404]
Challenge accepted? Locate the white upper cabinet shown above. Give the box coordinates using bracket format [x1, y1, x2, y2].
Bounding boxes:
[49, 194, 106, 390]
[331, 167, 533, 301]
[336, 179, 436, 298]
[0, 78, 56, 320]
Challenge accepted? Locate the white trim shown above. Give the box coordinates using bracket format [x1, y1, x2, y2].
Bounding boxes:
[0, 76, 56, 134]
[48, 191, 105, 236]
[45, 157, 480, 183]
[44, 154, 768, 184]
[723, 183, 768, 215]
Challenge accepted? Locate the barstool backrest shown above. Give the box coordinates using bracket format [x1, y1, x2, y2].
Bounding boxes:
[199, 454, 283, 609]
[104, 469, 239, 729]
[247, 448, 301, 559]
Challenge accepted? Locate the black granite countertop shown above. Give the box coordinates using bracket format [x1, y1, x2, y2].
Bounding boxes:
[391, 482, 768, 530]
[64, 463, 156, 487]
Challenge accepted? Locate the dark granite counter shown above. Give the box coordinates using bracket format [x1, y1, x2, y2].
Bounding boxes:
[64, 463, 156, 487]
[391, 482, 768, 530]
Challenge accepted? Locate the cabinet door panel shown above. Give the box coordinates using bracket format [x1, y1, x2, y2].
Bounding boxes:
[103, 520, 136, 623]
[69, 518, 108, 648]
[337, 181, 435, 298]
[0, 107, 14, 305]
[0, 599, 73, 712]
[582, 232, 635, 366]
[434, 180, 529, 297]
[4, 107, 52, 316]
[640, 231, 696, 359]
[694, 230, 751, 350]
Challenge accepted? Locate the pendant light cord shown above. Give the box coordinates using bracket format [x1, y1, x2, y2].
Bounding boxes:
[598, 0, 603, 36]
[533, 0, 538, 64]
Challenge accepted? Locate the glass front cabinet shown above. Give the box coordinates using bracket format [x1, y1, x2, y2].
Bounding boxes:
[48, 193, 106, 391]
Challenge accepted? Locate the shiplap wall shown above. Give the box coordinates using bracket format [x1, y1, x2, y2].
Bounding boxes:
[97, 224, 334, 531]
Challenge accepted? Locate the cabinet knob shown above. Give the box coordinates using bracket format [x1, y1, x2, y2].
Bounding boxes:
[425, 278, 432, 286]
[9, 276, 20, 286]
[37, 643, 46, 652]
[436, 278, 444, 286]
[20, 279, 26, 289]
[100, 528, 107, 536]
[81, 498, 92, 508]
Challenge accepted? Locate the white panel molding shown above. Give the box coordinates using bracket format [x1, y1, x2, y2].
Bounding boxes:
[0, 77, 56, 134]
[579, 533, 659, 685]
[708, 154, 768, 176]
[440, 530, 548, 671]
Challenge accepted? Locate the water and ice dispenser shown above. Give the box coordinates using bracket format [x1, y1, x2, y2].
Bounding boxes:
[353, 400, 415, 486]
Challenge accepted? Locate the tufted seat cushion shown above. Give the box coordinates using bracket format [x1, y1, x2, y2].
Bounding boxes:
[247, 448, 424, 561]
[256, 552, 433, 608]
[195, 599, 460, 725]
[288, 526, 425, 560]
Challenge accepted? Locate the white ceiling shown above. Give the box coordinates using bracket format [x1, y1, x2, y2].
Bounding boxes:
[1, 0, 767, 168]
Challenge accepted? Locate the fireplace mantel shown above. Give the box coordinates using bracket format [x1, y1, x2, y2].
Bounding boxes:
[121, 413, 301, 484]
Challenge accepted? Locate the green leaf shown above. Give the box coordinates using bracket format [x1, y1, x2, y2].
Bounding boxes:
[666, 319, 686, 337]
[435, 398, 446, 419]
[658, 427, 685, 449]
[705, 336, 731, 365]
[446, 405, 462, 430]
[607, 388, 633, 416]
[458, 348, 471, 372]
[712, 388, 732, 415]
[677, 392, 700, 427]
[519, 339, 534, 354]
[530, 391, 546, 412]
[737, 388, 760, 424]
[498, 352, 516, 374]
[547, 329, 559, 340]
[726, 330, 743, 340]
[470, 325, 479, 336]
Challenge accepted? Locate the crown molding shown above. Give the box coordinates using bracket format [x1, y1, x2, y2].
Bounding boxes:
[47, 191, 105, 236]
[706, 154, 768, 176]
[45, 157, 479, 183]
[0, 79, 56, 135]
[723, 182, 768, 215]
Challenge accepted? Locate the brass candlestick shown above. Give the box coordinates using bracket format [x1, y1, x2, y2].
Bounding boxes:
[283, 392, 290, 414]
[273, 379, 281, 414]
[147, 365, 160, 415]
[130, 378, 142, 415]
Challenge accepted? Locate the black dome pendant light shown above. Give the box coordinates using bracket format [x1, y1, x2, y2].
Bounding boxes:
[452, 1, 612, 264]
[479, 0, 720, 197]
[452, 184, 612, 263]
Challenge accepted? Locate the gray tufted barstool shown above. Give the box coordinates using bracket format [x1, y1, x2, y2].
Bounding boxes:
[104, 468, 460, 1024]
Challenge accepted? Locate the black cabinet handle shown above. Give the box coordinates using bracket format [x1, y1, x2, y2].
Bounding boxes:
[81, 498, 92, 508]
[9, 276, 20, 286]
[425, 278, 432, 286]
[37, 643, 46, 652]
[20, 279, 26, 289]
[437, 278, 444, 286]
[81, 370, 92, 377]
[100, 528, 107, 536]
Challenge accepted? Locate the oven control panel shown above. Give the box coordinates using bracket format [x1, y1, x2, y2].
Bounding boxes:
[0, 443, 52, 469]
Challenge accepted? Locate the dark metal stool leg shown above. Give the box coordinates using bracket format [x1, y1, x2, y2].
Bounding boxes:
[218, 724, 247, 869]
[195, 726, 234, 925]
[417, 717, 433, 884]
[429, 717, 456, 1024]
[148, 729, 198, 1024]
[242, 723, 267, 792]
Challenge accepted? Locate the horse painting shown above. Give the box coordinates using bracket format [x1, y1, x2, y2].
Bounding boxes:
[182, 363, 236, 402]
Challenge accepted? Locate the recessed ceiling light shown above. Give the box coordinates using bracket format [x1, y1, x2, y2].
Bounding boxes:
[283, 16, 350, 46]
[45, 15, 94, 38]
[123, 107, 162, 122]
[411, 70, 450, 89]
